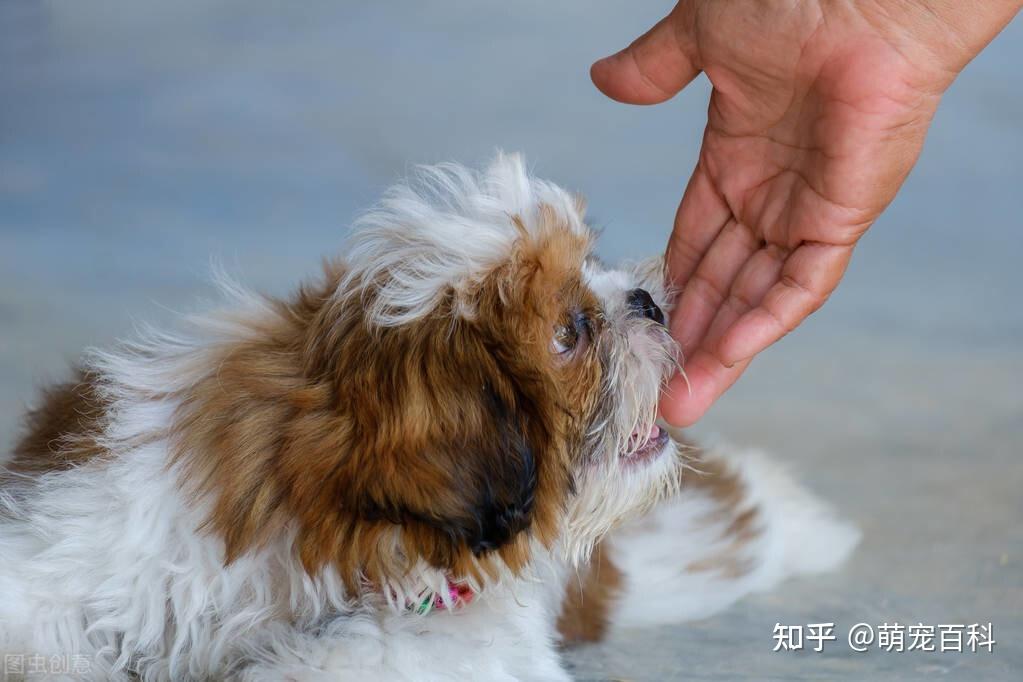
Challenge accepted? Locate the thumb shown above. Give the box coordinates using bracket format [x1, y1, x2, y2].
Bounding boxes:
[591, 9, 700, 105]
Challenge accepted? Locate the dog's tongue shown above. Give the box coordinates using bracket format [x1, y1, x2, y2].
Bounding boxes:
[629, 423, 660, 448]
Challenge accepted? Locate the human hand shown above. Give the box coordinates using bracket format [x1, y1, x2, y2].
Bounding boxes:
[593, 0, 1021, 426]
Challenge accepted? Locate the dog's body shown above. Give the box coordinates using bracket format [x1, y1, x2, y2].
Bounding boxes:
[0, 156, 857, 681]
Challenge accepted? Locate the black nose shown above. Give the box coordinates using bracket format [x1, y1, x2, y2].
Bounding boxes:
[626, 288, 664, 325]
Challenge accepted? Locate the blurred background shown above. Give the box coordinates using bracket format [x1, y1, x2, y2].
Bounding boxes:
[1, 1, 1020, 679]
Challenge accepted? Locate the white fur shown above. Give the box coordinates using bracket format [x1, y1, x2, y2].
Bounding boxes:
[0, 155, 856, 680]
[343, 152, 586, 326]
[607, 447, 861, 629]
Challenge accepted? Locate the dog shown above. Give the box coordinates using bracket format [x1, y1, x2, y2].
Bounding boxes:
[0, 154, 858, 681]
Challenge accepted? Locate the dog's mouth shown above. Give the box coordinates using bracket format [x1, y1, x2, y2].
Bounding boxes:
[623, 423, 670, 464]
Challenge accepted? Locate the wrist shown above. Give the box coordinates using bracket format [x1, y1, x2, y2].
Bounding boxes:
[857, 0, 1021, 86]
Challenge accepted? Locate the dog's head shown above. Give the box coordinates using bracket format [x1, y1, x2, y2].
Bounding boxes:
[174, 154, 680, 590]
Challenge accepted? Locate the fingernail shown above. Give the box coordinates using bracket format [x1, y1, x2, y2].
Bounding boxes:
[722, 352, 753, 369]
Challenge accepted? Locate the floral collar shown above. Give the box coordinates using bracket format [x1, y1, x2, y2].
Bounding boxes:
[410, 578, 476, 615]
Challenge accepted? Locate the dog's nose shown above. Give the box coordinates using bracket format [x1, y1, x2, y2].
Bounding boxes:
[626, 288, 664, 325]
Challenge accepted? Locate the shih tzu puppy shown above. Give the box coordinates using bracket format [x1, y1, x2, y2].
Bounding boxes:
[0, 154, 858, 681]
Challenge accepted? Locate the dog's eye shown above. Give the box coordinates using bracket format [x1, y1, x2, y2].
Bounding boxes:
[552, 312, 589, 356]
[552, 324, 578, 355]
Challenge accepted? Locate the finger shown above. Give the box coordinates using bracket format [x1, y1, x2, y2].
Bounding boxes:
[590, 7, 699, 105]
[716, 242, 854, 365]
[659, 349, 752, 427]
[700, 244, 787, 351]
[661, 245, 770, 427]
[671, 219, 761, 353]
[666, 161, 732, 289]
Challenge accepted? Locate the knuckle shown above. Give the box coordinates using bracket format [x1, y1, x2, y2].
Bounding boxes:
[724, 288, 756, 313]
[687, 274, 728, 307]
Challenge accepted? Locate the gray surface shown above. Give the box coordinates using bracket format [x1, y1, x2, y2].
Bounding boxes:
[1, 2, 1021, 680]
[563, 327, 1023, 681]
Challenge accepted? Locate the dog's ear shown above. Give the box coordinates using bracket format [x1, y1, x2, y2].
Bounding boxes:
[451, 384, 538, 556]
[349, 375, 545, 569]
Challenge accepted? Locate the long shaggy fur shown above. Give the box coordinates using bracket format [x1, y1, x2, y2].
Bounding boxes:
[0, 154, 855, 681]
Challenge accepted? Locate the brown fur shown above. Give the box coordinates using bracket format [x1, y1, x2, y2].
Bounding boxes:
[169, 217, 607, 589]
[6, 369, 109, 479]
[682, 450, 760, 579]
[557, 546, 624, 644]
[664, 426, 761, 556]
